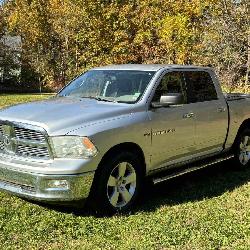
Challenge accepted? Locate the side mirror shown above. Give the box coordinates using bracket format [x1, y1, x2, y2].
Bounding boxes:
[151, 93, 184, 108]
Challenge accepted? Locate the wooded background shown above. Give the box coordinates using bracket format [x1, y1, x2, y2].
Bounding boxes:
[0, 0, 249, 92]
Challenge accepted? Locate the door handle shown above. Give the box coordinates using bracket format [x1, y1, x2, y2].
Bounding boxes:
[183, 112, 194, 119]
[217, 107, 226, 112]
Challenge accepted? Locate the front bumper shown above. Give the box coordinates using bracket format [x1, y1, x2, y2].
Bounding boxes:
[0, 163, 95, 202]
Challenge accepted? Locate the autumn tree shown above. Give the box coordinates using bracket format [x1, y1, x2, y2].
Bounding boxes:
[200, 0, 249, 87]
[2, 0, 249, 90]
[0, 3, 21, 86]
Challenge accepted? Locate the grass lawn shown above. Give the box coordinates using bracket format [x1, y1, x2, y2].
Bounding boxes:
[0, 94, 249, 249]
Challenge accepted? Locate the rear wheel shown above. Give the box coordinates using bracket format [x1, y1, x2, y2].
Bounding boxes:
[90, 151, 143, 214]
[234, 129, 250, 169]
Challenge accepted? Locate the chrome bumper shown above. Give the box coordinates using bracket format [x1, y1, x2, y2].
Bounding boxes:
[0, 164, 95, 202]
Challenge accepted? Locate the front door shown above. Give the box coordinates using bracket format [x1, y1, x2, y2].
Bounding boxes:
[148, 71, 196, 170]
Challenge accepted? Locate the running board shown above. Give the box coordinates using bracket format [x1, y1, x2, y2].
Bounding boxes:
[152, 154, 234, 185]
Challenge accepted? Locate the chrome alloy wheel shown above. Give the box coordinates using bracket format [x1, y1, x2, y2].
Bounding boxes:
[239, 135, 250, 165]
[107, 162, 137, 208]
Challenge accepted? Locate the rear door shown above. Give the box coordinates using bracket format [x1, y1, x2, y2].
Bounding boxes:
[184, 70, 228, 153]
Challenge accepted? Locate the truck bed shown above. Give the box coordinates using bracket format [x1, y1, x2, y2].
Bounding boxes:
[224, 93, 250, 101]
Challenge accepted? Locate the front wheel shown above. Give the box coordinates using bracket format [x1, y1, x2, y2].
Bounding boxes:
[89, 151, 143, 215]
[234, 129, 250, 169]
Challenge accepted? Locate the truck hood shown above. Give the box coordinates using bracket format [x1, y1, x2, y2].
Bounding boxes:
[0, 97, 133, 135]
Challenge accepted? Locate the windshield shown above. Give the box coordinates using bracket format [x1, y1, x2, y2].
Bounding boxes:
[58, 70, 155, 103]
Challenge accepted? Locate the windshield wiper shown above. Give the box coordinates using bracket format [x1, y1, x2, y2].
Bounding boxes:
[80, 96, 117, 103]
[95, 96, 117, 103]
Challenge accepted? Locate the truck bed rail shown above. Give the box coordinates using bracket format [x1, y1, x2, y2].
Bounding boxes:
[224, 93, 250, 101]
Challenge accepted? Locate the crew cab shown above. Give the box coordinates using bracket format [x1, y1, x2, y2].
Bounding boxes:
[0, 64, 249, 214]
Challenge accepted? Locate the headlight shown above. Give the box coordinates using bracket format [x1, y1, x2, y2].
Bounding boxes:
[50, 136, 98, 159]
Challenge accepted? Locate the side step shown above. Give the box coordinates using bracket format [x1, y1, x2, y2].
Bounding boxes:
[152, 154, 234, 185]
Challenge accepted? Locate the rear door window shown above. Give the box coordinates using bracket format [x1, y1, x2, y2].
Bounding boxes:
[184, 71, 218, 103]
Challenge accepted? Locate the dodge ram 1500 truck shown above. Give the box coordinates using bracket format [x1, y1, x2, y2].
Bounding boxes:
[0, 64, 249, 214]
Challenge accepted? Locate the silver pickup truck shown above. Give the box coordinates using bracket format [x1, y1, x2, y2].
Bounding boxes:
[0, 64, 249, 214]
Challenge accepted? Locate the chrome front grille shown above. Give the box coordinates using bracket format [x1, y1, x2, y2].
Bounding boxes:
[0, 141, 4, 151]
[0, 125, 4, 135]
[0, 122, 51, 160]
[14, 126, 46, 142]
[17, 145, 50, 158]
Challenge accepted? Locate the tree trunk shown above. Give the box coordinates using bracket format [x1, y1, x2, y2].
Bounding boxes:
[245, 33, 250, 85]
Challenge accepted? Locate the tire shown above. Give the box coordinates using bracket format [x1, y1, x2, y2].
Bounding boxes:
[233, 128, 250, 169]
[89, 151, 144, 215]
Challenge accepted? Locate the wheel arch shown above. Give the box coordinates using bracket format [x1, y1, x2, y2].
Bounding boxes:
[233, 119, 250, 147]
[98, 142, 146, 176]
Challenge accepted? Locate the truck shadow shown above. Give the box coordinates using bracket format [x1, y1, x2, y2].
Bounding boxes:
[137, 160, 250, 213]
[27, 160, 250, 216]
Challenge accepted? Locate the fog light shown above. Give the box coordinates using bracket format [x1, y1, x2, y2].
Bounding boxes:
[47, 180, 69, 190]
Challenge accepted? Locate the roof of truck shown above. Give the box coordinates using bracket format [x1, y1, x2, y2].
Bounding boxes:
[92, 64, 211, 71]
